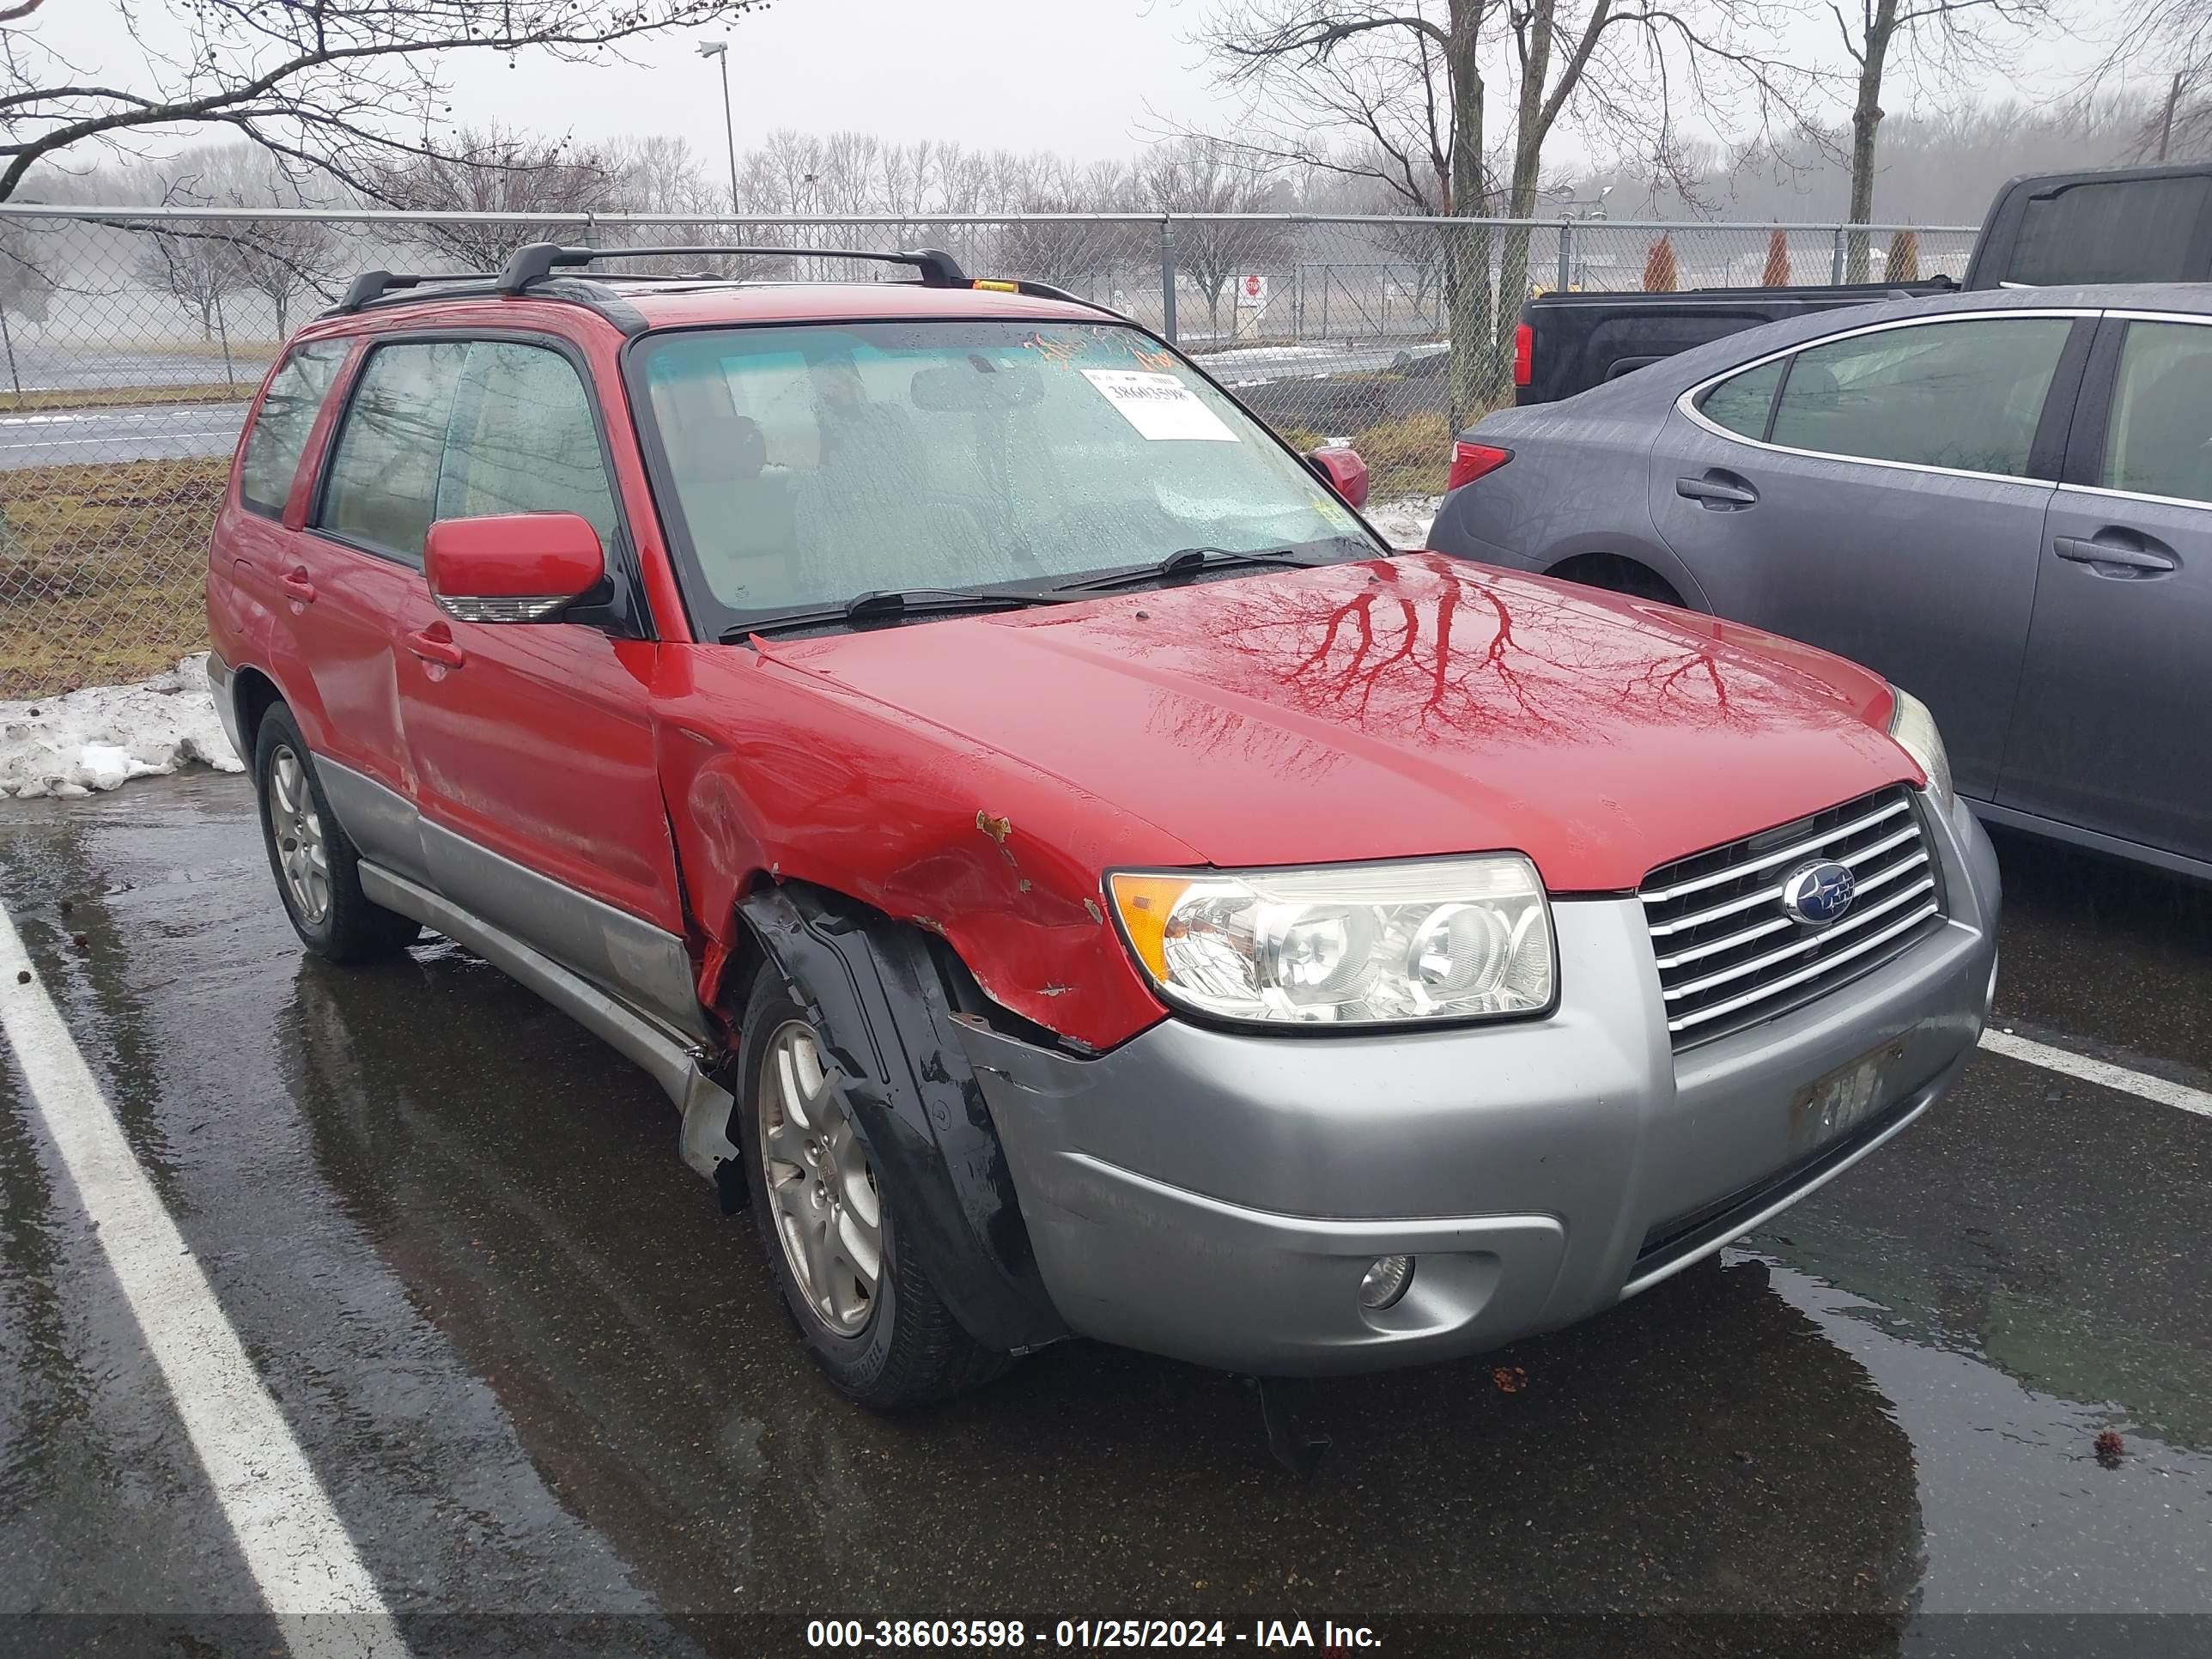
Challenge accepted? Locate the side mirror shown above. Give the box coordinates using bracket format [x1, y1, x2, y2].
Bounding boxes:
[1305, 445, 1370, 510]
[424, 513, 605, 623]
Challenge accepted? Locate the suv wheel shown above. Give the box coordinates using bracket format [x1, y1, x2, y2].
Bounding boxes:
[252, 705, 419, 963]
[734, 963, 1008, 1407]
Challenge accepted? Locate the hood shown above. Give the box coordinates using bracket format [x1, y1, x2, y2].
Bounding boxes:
[754, 556, 1915, 892]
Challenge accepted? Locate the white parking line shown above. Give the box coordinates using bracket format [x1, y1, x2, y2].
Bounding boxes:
[1981, 1028, 2212, 1120]
[0, 902, 409, 1659]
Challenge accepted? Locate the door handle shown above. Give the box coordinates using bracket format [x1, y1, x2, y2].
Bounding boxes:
[404, 625, 466, 669]
[1677, 474, 1759, 508]
[280, 568, 317, 605]
[2053, 535, 2178, 574]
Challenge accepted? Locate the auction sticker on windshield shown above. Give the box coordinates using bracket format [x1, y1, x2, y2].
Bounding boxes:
[1081, 369, 1239, 442]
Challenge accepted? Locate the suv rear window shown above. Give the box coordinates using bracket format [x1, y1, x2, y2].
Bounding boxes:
[632, 319, 1374, 625]
[239, 341, 348, 515]
[2008, 177, 2211, 286]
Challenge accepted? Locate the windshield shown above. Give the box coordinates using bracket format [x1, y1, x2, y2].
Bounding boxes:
[629, 319, 1378, 629]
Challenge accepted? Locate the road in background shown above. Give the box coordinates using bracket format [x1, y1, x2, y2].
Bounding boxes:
[1, 772, 2208, 1653]
[0, 403, 247, 470]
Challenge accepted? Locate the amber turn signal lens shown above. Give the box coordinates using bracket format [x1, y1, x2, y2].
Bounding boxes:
[1106, 873, 1194, 981]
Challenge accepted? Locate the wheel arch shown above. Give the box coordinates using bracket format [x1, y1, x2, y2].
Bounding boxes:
[230, 664, 288, 761]
[1543, 550, 1695, 609]
[732, 878, 1067, 1354]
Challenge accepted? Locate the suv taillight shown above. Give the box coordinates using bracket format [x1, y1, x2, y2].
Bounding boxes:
[1513, 322, 1533, 387]
[1447, 441, 1513, 492]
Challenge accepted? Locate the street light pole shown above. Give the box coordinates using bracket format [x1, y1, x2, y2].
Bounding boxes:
[697, 40, 739, 214]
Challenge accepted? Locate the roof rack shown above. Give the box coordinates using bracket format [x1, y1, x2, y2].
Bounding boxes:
[322, 246, 1122, 328]
[331, 268, 500, 313]
[495, 241, 968, 293]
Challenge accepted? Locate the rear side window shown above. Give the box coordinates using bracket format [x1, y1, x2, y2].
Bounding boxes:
[1696, 357, 1784, 439]
[2008, 178, 2210, 287]
[319, 341, 469, 563]
[239, 342, 348, 516]
[1765, 318, 2071, 478]
[436, 342, 619, 550]
[2100, 319, 2212, 506]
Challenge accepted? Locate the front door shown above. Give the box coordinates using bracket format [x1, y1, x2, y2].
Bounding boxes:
[2002, 314, 2212, 865]
[379, 336, 702, 1036]
[1647, 312, 2092, 803]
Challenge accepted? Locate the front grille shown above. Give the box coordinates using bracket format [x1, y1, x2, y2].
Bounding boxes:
[1640, 785, 1946, 1048]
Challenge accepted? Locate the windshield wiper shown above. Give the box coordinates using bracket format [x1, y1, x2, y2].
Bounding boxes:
[723, 585, 1073, 641]
[1049, 545, 1325, 594]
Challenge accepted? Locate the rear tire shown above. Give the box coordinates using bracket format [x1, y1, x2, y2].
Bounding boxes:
[252, 704, 419, 964]
[735, 963, 1009, 1408]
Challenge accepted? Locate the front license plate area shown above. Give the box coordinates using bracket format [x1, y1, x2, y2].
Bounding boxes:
[1790, 1035, 1911, 1153]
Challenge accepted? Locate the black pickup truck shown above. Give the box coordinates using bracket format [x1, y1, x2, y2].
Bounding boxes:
[1515, 161, 2212, 404]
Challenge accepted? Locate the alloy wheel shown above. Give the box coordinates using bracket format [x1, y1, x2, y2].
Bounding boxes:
[758, 1019, 884, 1335]
[267, 744, 331, 926]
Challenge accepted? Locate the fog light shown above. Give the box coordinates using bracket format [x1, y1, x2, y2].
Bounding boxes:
[1358, 1254, 1414, 1310]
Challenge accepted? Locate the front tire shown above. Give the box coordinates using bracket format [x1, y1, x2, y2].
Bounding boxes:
[252, 704, 419, 964]
[735, 964, 1008, 1408]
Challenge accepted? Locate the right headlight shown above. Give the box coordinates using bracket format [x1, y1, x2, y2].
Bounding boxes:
[1887, 685, 1955, 814]
[1107, 854, 1556, 1028]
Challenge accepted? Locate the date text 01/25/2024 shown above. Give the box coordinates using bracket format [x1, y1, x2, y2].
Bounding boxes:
[805, 1619, 1383, 1650]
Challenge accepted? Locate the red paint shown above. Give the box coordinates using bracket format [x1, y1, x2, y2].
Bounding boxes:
[211, 280, 1921, 1057]
[1307, 446, 1370, 509]
[424, 512, 604, 603]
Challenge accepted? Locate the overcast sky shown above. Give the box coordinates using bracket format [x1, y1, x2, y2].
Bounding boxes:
[32, 0, 2145, 182]
[514, 1, 1219, 161]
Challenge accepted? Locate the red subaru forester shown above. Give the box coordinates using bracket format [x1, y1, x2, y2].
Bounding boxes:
[206, 242, 1999, 1407]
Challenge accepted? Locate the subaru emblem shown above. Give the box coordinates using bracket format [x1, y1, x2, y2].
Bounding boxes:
[1782, 860, 1856, 927]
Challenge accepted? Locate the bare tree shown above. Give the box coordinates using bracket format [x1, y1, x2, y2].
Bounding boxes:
[0, 1, 770, 203]
[1190, 1, 1812, 422]
[369, 126, 621, 270]
[998, 157, 1139, 292]
[134, 219, 248, 359]
[154, 144, 342, 336]
[2094, 5, 2212, 157]
[1146, 137, 1294, 341]
[1826, 0, 2050, 279]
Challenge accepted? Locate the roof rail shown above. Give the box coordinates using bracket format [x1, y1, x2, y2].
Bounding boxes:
[999, 277, 1129, 321]
[330, 268, 500, 313]
[495, 242, 968, 294]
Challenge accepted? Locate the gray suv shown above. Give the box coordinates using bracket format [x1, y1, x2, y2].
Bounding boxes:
[1431, 284, 2212, 883]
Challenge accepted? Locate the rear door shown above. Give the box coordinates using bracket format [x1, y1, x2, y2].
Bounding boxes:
[2001, 313, 2212, 864]
[281, 338, 465, 872]
[1645, 310, 2094, 802]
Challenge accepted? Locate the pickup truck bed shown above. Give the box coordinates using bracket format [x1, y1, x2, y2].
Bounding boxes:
[1510, 162, 2212, 407]
[1513, 278, 1954, 406]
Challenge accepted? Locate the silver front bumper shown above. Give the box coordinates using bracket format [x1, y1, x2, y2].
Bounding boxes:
[958, 794, 2000, 1375]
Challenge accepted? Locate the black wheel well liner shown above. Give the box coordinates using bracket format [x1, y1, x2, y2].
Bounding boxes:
[1543, 550, 1689, 606]
[229, 665, 286, 758]
[733, 879, 1066, 1353]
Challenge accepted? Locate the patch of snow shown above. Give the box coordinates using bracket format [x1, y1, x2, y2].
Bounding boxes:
[1, 654, 242, 800]
[1367, 494, 1442, 550]
[1194, 343, 1335, 366]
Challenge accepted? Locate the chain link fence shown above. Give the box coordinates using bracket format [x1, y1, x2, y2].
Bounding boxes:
[0, 204, 1973, 697]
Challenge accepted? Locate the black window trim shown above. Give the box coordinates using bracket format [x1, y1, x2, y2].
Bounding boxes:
[239, 337, 352, 520]
[615, 312, 1390, 646]
[1677, 307, 2100, 487]
[306, 325, 655, 639]
[2057, 309, 2212, 515]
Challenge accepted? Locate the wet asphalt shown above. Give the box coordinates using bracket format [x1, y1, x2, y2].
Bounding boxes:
[1, 771, 2209, 1657]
